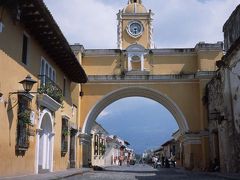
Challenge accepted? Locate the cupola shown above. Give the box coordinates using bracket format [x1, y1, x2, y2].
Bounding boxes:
[123, 0, 147, 14]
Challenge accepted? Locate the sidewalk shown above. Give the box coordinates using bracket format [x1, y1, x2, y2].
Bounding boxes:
[208, 172, 240, 180]
[0, 168, 92, 180]
[175, 167, 240, 180]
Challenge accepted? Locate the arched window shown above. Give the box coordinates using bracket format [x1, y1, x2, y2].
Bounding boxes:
[131, 55, 141, 71]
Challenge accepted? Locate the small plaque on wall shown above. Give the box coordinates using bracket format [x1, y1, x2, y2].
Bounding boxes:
[28, 128, 35, 136]
[30, 111, 35, 125]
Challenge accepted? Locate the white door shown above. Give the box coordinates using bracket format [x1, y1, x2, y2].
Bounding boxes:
[38, 114, 53, 171]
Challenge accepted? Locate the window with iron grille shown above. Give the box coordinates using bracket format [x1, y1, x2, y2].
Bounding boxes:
[94, 135, 99, 155]
[99, 138, 103, 155]
[99, 138, 106, 156]
[16, 95, 31, 151]
[61, 118, 69, 154]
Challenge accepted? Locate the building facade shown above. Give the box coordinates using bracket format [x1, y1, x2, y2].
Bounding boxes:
[90, 123, 133, 167]
[75, 0, 223, 171]
[206, 4, 240, 173]
[0, 0, 87, 177]
[91, 122, 108, 166]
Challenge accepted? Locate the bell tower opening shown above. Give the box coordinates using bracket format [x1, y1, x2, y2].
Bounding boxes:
[129, 0, 142, 3]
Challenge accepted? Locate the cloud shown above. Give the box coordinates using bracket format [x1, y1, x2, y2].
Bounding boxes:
[98, 109, 110, 118]
[149, 0, 239, 48]
[44, 0, 239, 49]
[44, 0, 119, 48]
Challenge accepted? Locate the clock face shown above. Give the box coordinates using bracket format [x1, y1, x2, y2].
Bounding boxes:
[127, 21, 143, 38]
[130, 23, 142, 35]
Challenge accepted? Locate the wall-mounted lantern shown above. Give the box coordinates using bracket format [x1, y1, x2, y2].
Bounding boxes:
[80, 83, 84, 97]
[19, 75, 37, 93]
[10, 75, 37, 95]
[7, 75, 37, 111]
[80, 91, 84, 97]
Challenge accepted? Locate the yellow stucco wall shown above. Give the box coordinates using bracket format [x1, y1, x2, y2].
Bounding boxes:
[122, 18, 150, 49]
[0, 11, 80, 176]
[150, 54, 198, 74]
[83, 56, 119, 75]
[83, 50, 222, 76]
[197, 50, 222, 71]
[80, 82, 201, 132]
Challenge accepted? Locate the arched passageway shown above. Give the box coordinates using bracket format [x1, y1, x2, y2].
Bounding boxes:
[82, 86, 189, 135]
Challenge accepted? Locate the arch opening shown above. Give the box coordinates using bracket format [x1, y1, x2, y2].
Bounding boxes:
[96, 96, 179, 154]
[82, 86, 189, 135]
[36, 109, 54, 173]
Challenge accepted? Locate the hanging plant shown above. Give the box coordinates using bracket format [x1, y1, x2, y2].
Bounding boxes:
[62, 128, 69, 136]
[18, 110, 32, 125]
[38, 84, 63, 104]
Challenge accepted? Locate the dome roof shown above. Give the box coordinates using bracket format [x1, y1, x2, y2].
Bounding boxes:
[123, 3, 147, 14]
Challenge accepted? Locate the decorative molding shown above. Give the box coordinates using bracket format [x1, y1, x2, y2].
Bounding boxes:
[79, 133, 91, 145]
[183, 131, 209, 145]
[149, 13, 154, 49]
[87, 72, 215, 83]
[62, 114, 70, 120]
[117, 11, 123, 49]
[126, 20, 144, 39]
[37, 94, 61, 112]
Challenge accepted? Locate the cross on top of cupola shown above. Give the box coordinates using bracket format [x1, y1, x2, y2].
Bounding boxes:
[128, 0, 142, 4]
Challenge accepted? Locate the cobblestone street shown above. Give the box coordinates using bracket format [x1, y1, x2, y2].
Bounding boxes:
[65, 164, 238, 180]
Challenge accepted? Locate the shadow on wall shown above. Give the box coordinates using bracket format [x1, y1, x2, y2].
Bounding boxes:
[7, 97, 15, 146]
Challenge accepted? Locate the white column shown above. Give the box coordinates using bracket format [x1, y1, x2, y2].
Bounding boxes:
[141, 54, 144, 71]
[42, 133, 47, 169]
[46, 134, 50, 169]
[49, 133, 55, 172]
[128, 56, 132, 71]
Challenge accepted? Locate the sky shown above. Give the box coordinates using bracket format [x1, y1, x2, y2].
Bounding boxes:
[43, 0, 240, 153]
[43, 0, 240, 49]
[96, 97, 179, 154]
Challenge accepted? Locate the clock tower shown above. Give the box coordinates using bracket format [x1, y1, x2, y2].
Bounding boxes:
[117, 0, 154, 50]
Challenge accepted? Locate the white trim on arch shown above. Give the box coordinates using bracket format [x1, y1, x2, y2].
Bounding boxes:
[35, 108, 55, 174]
[82, 86, 189, 135]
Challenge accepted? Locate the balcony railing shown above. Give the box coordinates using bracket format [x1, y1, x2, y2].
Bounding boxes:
[38, 75, 63, 104]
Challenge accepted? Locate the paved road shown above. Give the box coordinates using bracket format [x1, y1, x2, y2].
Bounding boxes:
[65, 164, 237, 180]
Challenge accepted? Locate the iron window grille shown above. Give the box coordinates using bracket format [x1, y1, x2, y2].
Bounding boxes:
[16, 95, 31, 151]
[61, 118, 69, 155]
[38, 75, 63, 104]
[94, 135, 99, 155]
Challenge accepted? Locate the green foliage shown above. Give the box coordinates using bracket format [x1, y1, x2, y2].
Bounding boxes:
[38, 84, 63, 104]
[18, 110, 32, 125]
[62, 128, 69, 136]
[99, 143, 106, 155]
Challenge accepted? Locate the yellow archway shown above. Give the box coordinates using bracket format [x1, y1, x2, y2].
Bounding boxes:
[82, 86, 189, 135]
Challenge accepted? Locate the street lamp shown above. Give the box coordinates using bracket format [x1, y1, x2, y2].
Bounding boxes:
[19, 75, 37, 93]
[7, 75, 37, 112]
[8, 75, 37, 96]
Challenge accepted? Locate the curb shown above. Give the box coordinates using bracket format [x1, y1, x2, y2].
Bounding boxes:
[0, 169, 93, 180]
[51, 169, 93, 180]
